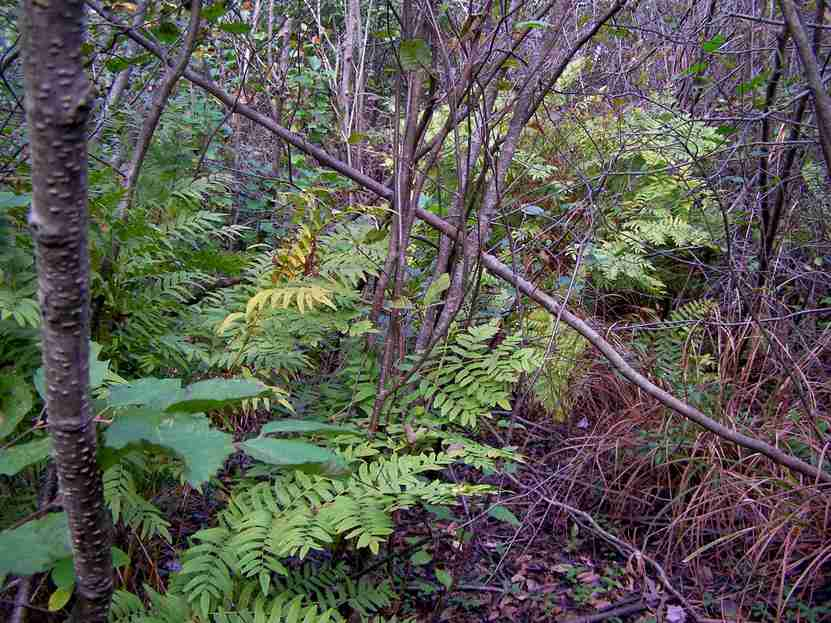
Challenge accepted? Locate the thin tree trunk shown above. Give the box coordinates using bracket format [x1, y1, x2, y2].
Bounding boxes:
[339, 0, 359, 164]
[780, 0, 831, 174]
[87, 0, 149, 154]
[368, 3, 426, 430]
[21, 0, 113, 620]
[757, 28, 790, 277]
[762, 0, 828, 270]
[270, 15, 293, 173]
[116, 0, 202, 220]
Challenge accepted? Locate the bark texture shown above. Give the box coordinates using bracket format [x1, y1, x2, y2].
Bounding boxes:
[21, 0, 113, 620]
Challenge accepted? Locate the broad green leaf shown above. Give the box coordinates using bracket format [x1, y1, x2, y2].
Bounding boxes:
[399, 39, 431, 71]
[0, 512, 72, 576]
[0, 192, 31, 209]
[163, 379, 269, 413]
[0, 437, 52, 476]
[488, 505, 521, 527]
[203, 1, 227, 21]
[424, 273, 451, 306]
[0, 374, 33, 440]
[107, 378, 183, 410]
[702, 34, 726, 54]
[105, 53, 153, 72]
[88, 343, 113, 389]
[105, 408, 234, 486]
[238, 437, 348, 474]
[109, 378, 267, 414]
[105, 57, 132, 72]
[410, 549, 432, 566]
[260, 419, 362, 436]
[220, 22, 252, 34]
[362, 228, 388, 243]
[685, 62, 708, 76]
[736, 72, 768, 95]
[50, 556, 75, 590]
[424, 504, 455, 521]
[435, 568, 453, 589]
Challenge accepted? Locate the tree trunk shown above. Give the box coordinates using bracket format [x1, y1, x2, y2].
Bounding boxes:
[21, 0, 113, 621]
[339, 0, 359, 162]
[270, 13, 293, 174]
[780, 0, 831, 174]
[87, 0, 149, 155]
[116, 0, 202, 220]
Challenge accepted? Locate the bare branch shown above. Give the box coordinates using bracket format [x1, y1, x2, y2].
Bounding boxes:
[117, 0, 203, 219]
[780, 0, 831, 174]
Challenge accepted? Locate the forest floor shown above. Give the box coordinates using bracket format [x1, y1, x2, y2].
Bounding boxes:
[399, 423, 659, 623]
[142, 413, 678, 623]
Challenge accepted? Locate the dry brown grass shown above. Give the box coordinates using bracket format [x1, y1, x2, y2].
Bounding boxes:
[532, 318, 831, 621]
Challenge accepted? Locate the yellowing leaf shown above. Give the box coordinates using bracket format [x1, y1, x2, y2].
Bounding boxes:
[245, 284, 336, 318]
[390, 297, 413, 310]
[217, 312, 245, 335]
[112, 2, 138, 12]
[48, 587, 72, 611]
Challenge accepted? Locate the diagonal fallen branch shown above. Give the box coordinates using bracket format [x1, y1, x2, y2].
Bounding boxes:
[85, 0, 831, 486]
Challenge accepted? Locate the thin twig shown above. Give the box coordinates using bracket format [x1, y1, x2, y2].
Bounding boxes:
[560, 599, 648, 623]
[539, 495, 698, 622]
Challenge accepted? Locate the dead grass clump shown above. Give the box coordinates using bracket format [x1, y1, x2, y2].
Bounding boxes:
[540, 345, 831, 620]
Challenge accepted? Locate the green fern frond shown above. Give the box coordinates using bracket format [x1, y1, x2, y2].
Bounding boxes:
[109, 587, 190, 623]
[644, 298, 718, 391]
[213, 594, 339, 623]
[175, 527, 238, 619]
[104, 461, 172, 542]
[408, 321, 542, 427]
[271, 562, 395, 616]
[109, 590, 146, 622]
[318, 221, 387, 287]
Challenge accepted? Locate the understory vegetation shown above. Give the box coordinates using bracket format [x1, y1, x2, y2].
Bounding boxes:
[2, 0, 831, 622]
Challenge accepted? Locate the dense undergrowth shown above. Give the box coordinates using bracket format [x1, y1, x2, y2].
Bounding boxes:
[3, 1, 831, 622]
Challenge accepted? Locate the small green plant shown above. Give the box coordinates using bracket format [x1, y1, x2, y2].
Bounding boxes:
[406, 321, 542, 428]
